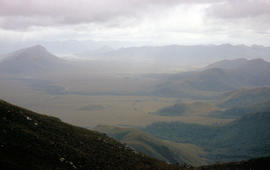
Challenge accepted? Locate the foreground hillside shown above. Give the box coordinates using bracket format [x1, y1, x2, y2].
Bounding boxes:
[0, 99, 177, 170]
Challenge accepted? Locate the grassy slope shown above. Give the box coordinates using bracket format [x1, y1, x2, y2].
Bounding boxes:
[210, 87, 270, 118]
[152, 87, 270, 119]
[144, 111, 270, 163]
[94, 125, 206, 166]
[0, 99, 177, 170]
[219, 87, 270, 108]
[152, 101, 216, 117]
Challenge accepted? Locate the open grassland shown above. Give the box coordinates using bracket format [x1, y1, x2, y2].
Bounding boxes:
[0, 79, 233, 127]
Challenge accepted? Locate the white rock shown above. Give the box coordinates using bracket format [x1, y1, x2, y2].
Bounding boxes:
[26, 116, 32, 120]
[59, 157, 65, 162]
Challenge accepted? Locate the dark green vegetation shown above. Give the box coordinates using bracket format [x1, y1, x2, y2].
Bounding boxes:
[210, 87, 270, 118]
[219, 87, 270, 108]
[152, 103, 189, 116]
[0, 99, 178, 170]
[151, 87, 270, 119]
[151, 101, 215, 117]
[179, 156, 270, 170]
[197, 156, 270, 170]
[94, 125, 206, 166]
[79, 104, 105, 111]
[144, 111, 270, 163]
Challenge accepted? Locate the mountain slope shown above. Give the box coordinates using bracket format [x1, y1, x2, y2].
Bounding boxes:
[151, 58, 270, 98]
[205, 58, 249, 70]
[207, 87, 270, 118]
[0, 45, 64, 75]
[220, 87, 270, 108]
[151, 101, 215, 117]
[144, 111, 270, 162]
[0, 99, 177, 170]
[94, 125, 206, 166]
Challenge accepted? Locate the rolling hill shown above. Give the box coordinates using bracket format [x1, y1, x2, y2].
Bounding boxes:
[151, 101, 216, 117]
[144, 111, 270, 163]
[94, 125, 206, 166]
[151, 58, 270, 98]
[0, 99, 177, 170]
[219, 87, 270, 108]
[209, 87, 270, 118]
[153, 87, 270, 119]
[205, 58, 249, 70]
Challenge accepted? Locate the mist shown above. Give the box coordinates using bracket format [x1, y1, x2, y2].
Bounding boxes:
[1, 0, 270, 169]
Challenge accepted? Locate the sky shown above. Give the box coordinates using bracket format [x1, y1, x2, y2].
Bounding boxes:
[0, 0, 270, 47]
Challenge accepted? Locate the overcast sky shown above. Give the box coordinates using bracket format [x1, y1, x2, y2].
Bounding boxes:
[0, 0, 270, 47]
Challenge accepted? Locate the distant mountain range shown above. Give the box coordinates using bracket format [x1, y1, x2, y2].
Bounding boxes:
[79, 44, 270, 65]
[1, 45, 270, 99]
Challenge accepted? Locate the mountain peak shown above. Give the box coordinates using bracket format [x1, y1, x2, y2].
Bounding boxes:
[0, 45, 62, 74]
[5, 45, 58, 61]
[15, 45, 49, 55]
[28, 44, 47, 50]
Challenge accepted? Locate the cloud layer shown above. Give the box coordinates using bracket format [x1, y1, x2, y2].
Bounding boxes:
[0, 0, 269, 46]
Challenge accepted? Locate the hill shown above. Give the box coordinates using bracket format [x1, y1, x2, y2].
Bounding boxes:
[219, 87, 270, 108]
[208, 87, 270, 118]
[94, 125, 206, 166]
[151, 101, 215, 117]
[205, 58, 249, 70]
[144, 111, 270, 163]
[0, 99, 177, 170]
[0, 45, 64, 75]
[151, 58, 270, 98]
[187, 156, 270, 170]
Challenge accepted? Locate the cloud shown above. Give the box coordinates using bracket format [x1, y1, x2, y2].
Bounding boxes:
[205, 0, 270, 33]
[207, 0, 270, 19]
[0, 0, 215, 30]
[0, 0, 269, 46]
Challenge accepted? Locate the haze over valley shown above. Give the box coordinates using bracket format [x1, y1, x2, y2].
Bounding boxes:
[1, 0, 270, 169]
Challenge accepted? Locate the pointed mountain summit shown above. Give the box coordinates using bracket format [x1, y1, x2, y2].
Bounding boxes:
[0, 45, 62, 75]
[4, 45, 59, 62]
